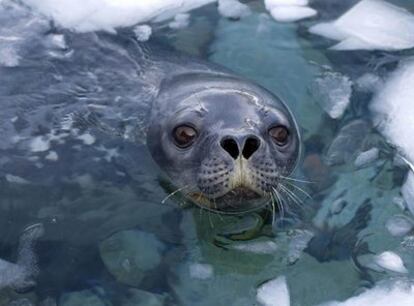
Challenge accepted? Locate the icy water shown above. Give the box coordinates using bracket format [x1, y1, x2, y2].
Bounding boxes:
[1, 0, 414, 305]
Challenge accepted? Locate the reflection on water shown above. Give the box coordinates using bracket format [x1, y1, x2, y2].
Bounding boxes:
[1, 0, 414, 305]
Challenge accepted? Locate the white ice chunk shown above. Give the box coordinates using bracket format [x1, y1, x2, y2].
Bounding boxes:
[77, 133, 95, 145]
[29, 136, 50, 152]
[323, 280, 414, 306]
[354, 148, 379, 168]
[370, 58, 414, 167]
[168, 13, 190, 29]
[269, 6, 317, 23]
[5, 174, 30, 184]
[312, 70, 353, 119]
[257, 276, 290, 306]
[402, 171, 414, 217]
[218, 0, 250, 19]
[374, 251, 408, 274]
[356, 73, 382, 93]
[386, 215, 414, 237]
[0, 46, 20, 67]
[45, 151, 59, 161]
[22, 0, 215, 32]
[133, 24, 152, 41]
[233, 240, 278, 254]
[287, 230, 314, 264]
[189, 263, 214, 280]
[309, 0, 414, 51]
[264, 0, 308, 10]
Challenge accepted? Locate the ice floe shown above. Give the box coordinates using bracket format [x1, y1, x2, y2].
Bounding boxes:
[264, 0, 308, 9]
[370, 58, 414, 166]
[22, 0, 215, 32]
[232, 240, 278, 254]
[385, 215, 414, 237]
[374, 251, 408, 274]
[312, 70, 353, 119]
[133, 24, 152, 41]
[218, 0, 250, 19]
[168, 13, 190, 29]
[256, 276, 290, 306]
[322, 280, 414, 306]
[309, 0, 414, 51]
[269, 6, 317, 23]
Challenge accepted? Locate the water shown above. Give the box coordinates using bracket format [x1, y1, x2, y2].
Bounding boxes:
[1, 0, 414, 305]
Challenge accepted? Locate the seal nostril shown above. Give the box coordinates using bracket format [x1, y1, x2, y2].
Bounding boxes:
[220, 138, 239, 160]
[242, 137, 260, 159]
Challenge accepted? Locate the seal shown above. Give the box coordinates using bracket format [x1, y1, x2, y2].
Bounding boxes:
[0, 28, 300, 214]
[148, 72, 301, 213]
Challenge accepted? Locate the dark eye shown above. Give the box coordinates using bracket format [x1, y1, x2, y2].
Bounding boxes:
[173, 125, 197, 148]
[269, 126, 289, 146]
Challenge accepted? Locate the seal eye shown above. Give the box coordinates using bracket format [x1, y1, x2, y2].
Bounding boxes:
[173, 125, 197, 148]
[269, 126, 289, 146]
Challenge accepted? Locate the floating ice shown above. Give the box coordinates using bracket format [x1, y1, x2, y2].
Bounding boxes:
[45, 151, 59, 161]
[374, 251, 408, 274]
[402, 172, 414, 217]
[370, 59, 414, 167]
[218, 0, 250, 19]
[5, 174, 30, 184]
[189, 263, 214, 280]
[269, 6, 316, 23]
[22, 0, 215, 32]
[354, 148, 379, 168]
[256, 276, 290, 306]
[322, 280, 414, 306]
[133, 24, 152, 41]
[312, 70, 353, 119]
[77, 133, 95, 145]
[287, 230, 314, 264]
[309, 0, 414, 51]
[329, 198, 347, 215]
[168, 13, 190, 29]
[232, 240, 278, 254]
[386, 215, 414, 237]
[29, 136, 50, 152]
[264, 0, 308, 10]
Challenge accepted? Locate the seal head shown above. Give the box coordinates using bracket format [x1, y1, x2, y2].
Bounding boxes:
[147, 73, 301, 214]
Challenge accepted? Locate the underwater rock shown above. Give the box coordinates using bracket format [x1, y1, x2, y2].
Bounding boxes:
[402, 172, 414, 217]
[312, 70, 353, 119]
[385, 215, 414, 237]
[325, 120, 370, 166]
[59, 288, 111, 306]
[189, 263, 214, 280]
[256, 276, 290, 306]
[0, 223, 44, 291]
[354, 148, 379, 169]
[309, 0, 414, 51]
[99, 229, 165, 287]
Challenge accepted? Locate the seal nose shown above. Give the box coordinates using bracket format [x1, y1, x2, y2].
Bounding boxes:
[220, 135, 260, 160]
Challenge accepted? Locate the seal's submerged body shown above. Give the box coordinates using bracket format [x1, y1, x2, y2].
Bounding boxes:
[1, 28, 300, 214]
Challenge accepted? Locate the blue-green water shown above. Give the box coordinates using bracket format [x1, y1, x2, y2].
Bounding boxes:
[1, 1, 414, 305]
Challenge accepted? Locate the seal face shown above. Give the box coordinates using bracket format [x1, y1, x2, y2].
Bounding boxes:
[147, 73, 301, 214]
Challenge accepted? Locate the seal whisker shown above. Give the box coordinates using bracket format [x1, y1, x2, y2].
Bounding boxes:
[272, 187, 285, 221]
[278, 184, 304, 210]
[283, 181, 313, 200]
[161, 184, 192, 204]
[276, 175, 314, 184]
[268, 191, 276, 226]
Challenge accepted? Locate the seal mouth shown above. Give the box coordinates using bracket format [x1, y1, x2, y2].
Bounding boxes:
[188, 187, 269, 214]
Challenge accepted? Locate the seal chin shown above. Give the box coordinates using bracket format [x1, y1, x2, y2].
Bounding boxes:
[188, 187, 269, 214]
